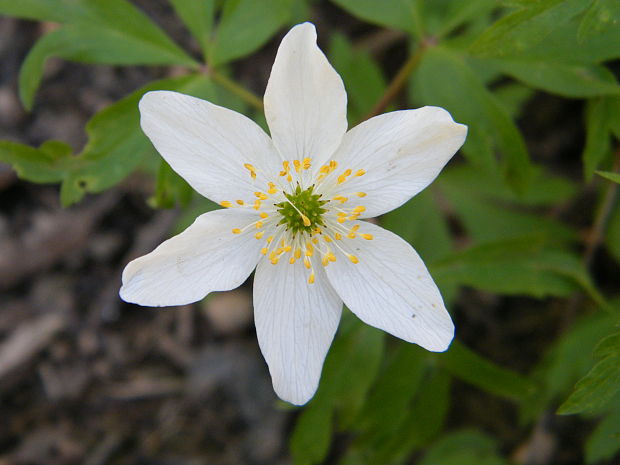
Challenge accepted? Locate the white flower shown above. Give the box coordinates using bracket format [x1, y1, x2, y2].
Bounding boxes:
[120, 22, 467, 405]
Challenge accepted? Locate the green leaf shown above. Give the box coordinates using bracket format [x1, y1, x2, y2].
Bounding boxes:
[328, 33, 386, 124]
[596, 170, 620, 184]
[606, 200, 620, 264]
[470, 0, 591, 58]
[289, 315, 384, 465]
[425, 0, 497, 38]
[0, 140, 69, 183]
[585, 408, 620, 464]
[149, 160, 194, 209]
[15, 0, 197, 109]
[355, 345, 427, 441]
[440, 341, 537, 401]
[58, 74, 216, 207]
[420, 430, 508, 465]
[583, 99, 614, 180]
[491, 59, 620, 98]
[290, 403, 333, 465]
[0, 0, 84, 22]
[412, 46, 533, 192]
[438, 166, 577, 244]
[330, 0, 421, 36]
[431, 236, 603, 302]
[559, 332, 620, 414]
[579, 0, 620, 41]
[209, 0, 291, 66]
[169, 0, 215, 53]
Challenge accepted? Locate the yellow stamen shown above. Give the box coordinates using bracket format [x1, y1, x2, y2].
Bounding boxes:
[260, 247, 268, 255]
[295, 248, 302, 259]
[347, 232, 357, 239]
[271, 257, 279, 265]
[354, 169, 366, 177]
[293, 159, 301, 173]
[348, 254, 359, 264]
[361, 233, 373, 240]
[254, 191, 268, 200]
[305, 243, 314, 256]
[304, 257, 312, 269]
[351, 225, 360, 232]
[259, 212, 268, 219]
[334, 233, 342, 240]
[303, 158, 312, 170]
[255, 231, 265, 239]
[255, 221, 263, 229]
[308, 272, 315, 284]
[220, 201, 232, 208]
[337, 216, 347, 224]
[243, 163, 257, 180]
[266, 236, 274, 244]
[253, 200, 262, 210]
[232, 228, 242, 234]
[236, 199, 245, 205]
[353, 206, 366, 213]
[289, 256, 296, 264]
[355, 192, 367, 198]
[324, 235, 332, 243]
[333, 195, 348, 204]
[337, 169, 352, 185]
[267, 182, 278, 194]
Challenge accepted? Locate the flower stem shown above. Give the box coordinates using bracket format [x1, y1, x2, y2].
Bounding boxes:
[584, 145, 620, 268]
[362, 40, 429, 122]
[205, 66, 264, 111]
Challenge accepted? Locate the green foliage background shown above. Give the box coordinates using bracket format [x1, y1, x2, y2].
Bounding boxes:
[1, 0, 620, 463]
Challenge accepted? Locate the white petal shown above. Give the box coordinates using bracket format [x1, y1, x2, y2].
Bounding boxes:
[139, 91, 282, 203]
[328, 107, 467, 218]
[264, 23, 347, 167]
[253, 256, 342, 405]
[120, 209, 264, 306]
[325, 221, 454, 352]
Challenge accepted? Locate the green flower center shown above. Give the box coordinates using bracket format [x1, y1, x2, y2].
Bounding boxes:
[276, 185, 328, 235]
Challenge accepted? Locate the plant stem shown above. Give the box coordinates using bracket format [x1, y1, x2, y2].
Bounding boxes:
[205, 66, 264, 111]
[361, 41, 429, 122]
[584, 146, 620, 267]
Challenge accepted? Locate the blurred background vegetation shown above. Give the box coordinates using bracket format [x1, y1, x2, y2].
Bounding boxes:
[0, 0, 619, 464]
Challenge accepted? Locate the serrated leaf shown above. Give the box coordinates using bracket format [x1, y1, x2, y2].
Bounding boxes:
[470, 0, 591, 58]
[438, 166, 577, 245]
[209, 0, 291, 66]
[15, 0, 197, 109]
[330, 0, 421, 36]
[585, 408, 620, 464]
[169, 0, 215, 53]
[596, 170, 620, 184]
[0, 140, 69, 183]
[440, 341, 537, 401]
[430, 234, 594, 298]
[492, 59, 620, 98]
[559, 332, 620, 414]
[58, 74, 216, 207]
[412, 46, 533, 192]
[328, 33, 386, 124]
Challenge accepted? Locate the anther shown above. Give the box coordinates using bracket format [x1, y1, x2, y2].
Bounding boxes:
[255, 231, 265, 239]
[267, 182, 278, 194]
[232, 228, 242, 234]
[220, 201, 232, 208]
[308, 272, 315, 284]
[261, 247, 268, 255]
[236, 199, 245, 205]
[293, 159, 301, 173]
[355, 192, 367, 198]
[354, 169, 366, 177]
[254, 192, 268, 200]
[334, 233, 342, 240]
[304, 257, 312, 269]
[348, 254, 359, 264]
[253, 200, 262, 210]
[361, 233, 373, 240]
[255, 221, 263, 229]
[259, 212, 268, 219]
[302, 158, 312, 170]
[353, 206, 366, 213]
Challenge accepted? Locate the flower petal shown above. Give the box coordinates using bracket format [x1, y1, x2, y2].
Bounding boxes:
[139, 90, 282, 204]
[329, 107, 467, 218]
[253, 257, 342, 405]
[120, 209, 263, 306]
[325, 221, 454, 352]
[264, 22, 347, 167]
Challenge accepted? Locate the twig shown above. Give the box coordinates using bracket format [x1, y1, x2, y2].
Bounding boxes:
[204, 66, 264, 111]
[361, 40, 430, 122]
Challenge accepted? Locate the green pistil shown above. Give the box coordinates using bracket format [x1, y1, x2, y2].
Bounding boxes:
[276, 185, 328, 235]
